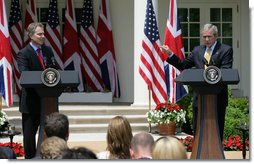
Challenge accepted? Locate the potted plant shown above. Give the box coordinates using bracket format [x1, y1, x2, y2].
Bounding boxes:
[146, 101, 186, 135]
[0, 110, 9, 131]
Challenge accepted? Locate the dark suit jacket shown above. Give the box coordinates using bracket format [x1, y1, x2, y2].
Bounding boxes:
[0, 146, 16, 159]
[17, 44, 56, 114]
[166, 42, 233, 108]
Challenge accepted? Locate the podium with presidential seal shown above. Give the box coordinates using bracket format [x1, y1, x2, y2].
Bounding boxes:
[175, 67, 239, 159]
[20, 68, 79, 156]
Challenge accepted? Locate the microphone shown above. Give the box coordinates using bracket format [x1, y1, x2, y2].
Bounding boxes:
[51, 57, 60, 69]
[43, 57, 47, 68]
[211, 58, 216, 66]
[203, 58, 209, 67]
[51, 57, 56, 68]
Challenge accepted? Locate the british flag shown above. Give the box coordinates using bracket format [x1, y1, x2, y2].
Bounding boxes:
[79, 0, 104, 92]
[139, 0, 168, 105]
[164, 0, 188, 103]
[45, 0, 64, 70]
[0, 0, 13, 107]
[63, 0, 84, 91]
[8, 0, 23, 97]
[24, 0, 37, 46]
[97, 0, 120, 97]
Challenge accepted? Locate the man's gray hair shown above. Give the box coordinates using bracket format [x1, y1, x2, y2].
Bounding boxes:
[27, 22, 44, 37]
[201, 23, 218, 37]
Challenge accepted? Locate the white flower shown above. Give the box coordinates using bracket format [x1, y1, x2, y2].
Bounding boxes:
[0, 110, 8, 126]
[146, 102, 186, 126]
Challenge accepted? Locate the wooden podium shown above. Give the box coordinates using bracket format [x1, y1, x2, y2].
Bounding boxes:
[20, 70, 79, 156]
[175, 69, 239, 159]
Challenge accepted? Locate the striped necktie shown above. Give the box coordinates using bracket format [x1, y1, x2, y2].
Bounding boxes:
[37, 48, 45, 70]
[204, 47, 211, 69]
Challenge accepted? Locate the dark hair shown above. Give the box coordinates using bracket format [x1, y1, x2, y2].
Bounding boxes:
[45, 112, 69, 140]
[61, 147, 97, 159]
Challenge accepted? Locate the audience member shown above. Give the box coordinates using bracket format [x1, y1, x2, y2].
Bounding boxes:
[97, 115, 133, 159]
[44, 112, 69, 141]
[40, 136, 68, 159]
[130, 131, 154, 159]
[61, 147, 97, 159]
[0, 146, 16, 159]
[152, 136, 187, 159]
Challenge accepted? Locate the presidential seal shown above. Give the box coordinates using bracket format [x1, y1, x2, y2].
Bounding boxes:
[41, 68, 60, 87]
[203, 66, 222, 84]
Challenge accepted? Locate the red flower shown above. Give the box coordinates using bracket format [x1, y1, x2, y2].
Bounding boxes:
[222, 135, 249, 151]
[179, 135, 249, 152]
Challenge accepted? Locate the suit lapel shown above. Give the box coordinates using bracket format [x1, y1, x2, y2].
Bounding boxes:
[211, 42, 221, 62]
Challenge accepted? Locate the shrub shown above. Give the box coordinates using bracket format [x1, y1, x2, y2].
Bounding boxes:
[224, 90, 249, 139]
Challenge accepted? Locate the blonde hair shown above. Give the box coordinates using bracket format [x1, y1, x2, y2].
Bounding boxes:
[152, 136, 187, 159]
[40, 136, 68, 159]
[106, 115, 133, 159]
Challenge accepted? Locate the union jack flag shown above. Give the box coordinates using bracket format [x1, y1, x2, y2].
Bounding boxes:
[8, 0, 23, 97]
[139, 0, 168, 105]
[79, 0, 104, 92]
[0, 0, 13, 107]
[63, 0, 84, 91]
[97, 0, 120, 97]
[24, 0, 37, 46]
[164, 0, 188, 103]
[45, 0, 64, 70]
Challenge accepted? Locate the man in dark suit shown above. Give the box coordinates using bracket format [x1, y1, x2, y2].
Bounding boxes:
[161, 23, 233, 140]
[17, 22, 59, 159]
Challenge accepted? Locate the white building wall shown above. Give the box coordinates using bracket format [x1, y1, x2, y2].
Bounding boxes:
[3, 0, 250, 106]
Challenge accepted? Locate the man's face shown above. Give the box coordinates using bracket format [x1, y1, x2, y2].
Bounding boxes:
[202, 29, 217, 47]
[30, 26, 45, 46]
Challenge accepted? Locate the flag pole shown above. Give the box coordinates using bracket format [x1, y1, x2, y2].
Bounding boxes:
[0, 96, 2, 111]
[148, 89, 151, 133]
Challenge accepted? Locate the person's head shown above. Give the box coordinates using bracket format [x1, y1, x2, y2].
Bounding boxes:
[201, 23, 218, 48]
[61, 147, 97, 159]
[152, 136, 187, 159]
[27, 22, 45, 46]
[40, 136, 68, 159]
[130, 131, 154, 159]
[45, 112, 69, 141]
[106, 115, 133, 159]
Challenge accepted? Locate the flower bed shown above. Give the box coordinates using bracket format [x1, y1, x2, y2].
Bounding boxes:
[178, 135, 249, 152]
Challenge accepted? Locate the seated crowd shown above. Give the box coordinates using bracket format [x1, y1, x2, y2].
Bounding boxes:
[0, 113, 187, 160]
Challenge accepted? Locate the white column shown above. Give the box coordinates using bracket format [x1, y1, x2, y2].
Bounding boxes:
[133, 0, 158, 106]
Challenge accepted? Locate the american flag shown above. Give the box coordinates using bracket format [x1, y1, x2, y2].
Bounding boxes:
[79, 0, 104, 92]
[8, 0, 23, 97]
[97, 0, 120, 97]
[164, 0, 188, 103]
[139, 0, 168, 105]
[0, 0, 13, 107]
[45, 0, 64, 70]
[63, 0, 84, 91]
[24, 0, 37, 46]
